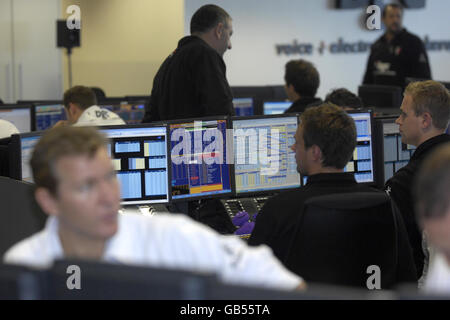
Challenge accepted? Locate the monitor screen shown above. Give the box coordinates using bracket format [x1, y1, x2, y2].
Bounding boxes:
[232, 98, 254, 117]
[263, 101, 292, 115]
[35, 104, 67, 131]
[381, 119, 416, 182]
[302, 111, 376, 185]
[100, 102, 146, 125]
[0, 105, 32, 133]
[233, 115, 300, 195]
[7, 132, 43, 182]
[169, 118, 232, 201]
[346, 111, 375, 183]
[100, 125, 170, 205]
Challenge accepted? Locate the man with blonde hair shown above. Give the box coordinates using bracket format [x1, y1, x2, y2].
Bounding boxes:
[385, 80, 450, 280]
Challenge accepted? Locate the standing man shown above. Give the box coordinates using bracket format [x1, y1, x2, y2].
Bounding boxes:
[142, 4, 234, 122]
[385, 80, 450, 280]
[363, 4, 431, 87]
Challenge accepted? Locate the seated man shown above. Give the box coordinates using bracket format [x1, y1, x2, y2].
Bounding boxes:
[385, 80, 450, 280]
[414, 143, 450, 294]
[54, 86, 125, 127]
[3, 126, 304, 291]
[324, 88, 363, 111]
[283, 59, 322, 114]
[249, 104, 416, 284]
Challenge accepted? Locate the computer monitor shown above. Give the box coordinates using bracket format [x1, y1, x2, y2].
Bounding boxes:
[169, 117, 233, 201]
[10, 125, 171, 204]
[232, 97, 254, 117]
[301, 111, 376, 185]
[374, 116, 416, 184]
[358, 85, 402, 109]
[99, 125, 170, 205]
[9, 131, 44, 182]
[34, 103, 66, 131]
[263, 101, 292, 115]
[99, 102, 146, 125]
[0, 105, 33, 133]
[232, 115, 300, 196]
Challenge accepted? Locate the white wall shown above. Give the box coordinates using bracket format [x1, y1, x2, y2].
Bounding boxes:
[185, 0, 450, 99]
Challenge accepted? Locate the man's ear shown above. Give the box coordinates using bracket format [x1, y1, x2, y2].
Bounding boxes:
[311, 145, 323, 163]
[35, 187, 59, 217]
[214, 22, 225, 39]
[421, 112, 433, 130]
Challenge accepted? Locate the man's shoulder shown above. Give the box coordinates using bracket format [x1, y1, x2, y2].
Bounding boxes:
[3, 230, 50, 267]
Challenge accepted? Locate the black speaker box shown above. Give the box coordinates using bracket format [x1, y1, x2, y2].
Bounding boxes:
[56, 20, 80, 49]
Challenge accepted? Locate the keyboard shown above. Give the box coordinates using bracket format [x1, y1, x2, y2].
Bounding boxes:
[221, 196, 270, 218]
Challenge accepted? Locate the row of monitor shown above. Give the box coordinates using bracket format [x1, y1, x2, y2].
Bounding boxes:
[0, 99, 289, 135]
[7, 111, 378, 206]
[0, 101, 147, 133]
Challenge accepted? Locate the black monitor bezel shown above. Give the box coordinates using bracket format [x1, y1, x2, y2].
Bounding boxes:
[9, 130, 46, 181]
[96, 123, 172, 206]
[164, 115, 234, 203]
[231, 113, 301, 197]
[0, 104, 35, 132]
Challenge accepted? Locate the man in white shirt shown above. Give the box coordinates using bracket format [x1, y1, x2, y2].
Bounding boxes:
[54, 86, 125, 127]
[414, 143, 450, 294]
[3, 126, 304, 291]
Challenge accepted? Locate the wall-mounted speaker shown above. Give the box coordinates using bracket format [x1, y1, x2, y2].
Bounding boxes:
[56, 20, 80, 49]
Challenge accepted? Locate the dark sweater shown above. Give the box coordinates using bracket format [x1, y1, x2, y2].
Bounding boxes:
[143, 36, 234, 122]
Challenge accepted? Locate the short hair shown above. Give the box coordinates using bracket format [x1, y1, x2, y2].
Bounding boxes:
[31, 126, 108, 195]
[63, 86, 97, 110]
[382, 3, 403, 18]
[414, 143, 450, 220]
[404, 80, 450, 130]
[190, 4, 231, 34]
[300, 103, 356, 169]
[325, 88, 363, 110]
[284, 60, 320, 97]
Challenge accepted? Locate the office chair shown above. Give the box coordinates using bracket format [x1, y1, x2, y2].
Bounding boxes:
[284, 192, 416, 289]
[0, 177, 47, 256]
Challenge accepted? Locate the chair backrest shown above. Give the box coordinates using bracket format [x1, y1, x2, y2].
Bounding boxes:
[0, 176, 47, 256]
[285, 192, 399, 289]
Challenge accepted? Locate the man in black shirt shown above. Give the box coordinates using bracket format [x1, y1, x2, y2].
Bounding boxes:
[363, 4, 431, 87]
[249, 104, 416, 285]
[385, 80, 450, 279]
[283, 59, 322, 114]
[142, 4, 234, 122]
